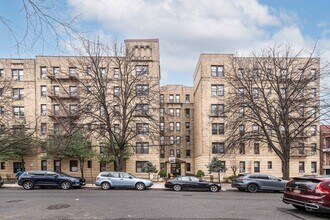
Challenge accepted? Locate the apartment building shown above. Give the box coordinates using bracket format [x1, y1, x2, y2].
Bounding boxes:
[320, 125, 330, 175]
[0, 39, 321, 181]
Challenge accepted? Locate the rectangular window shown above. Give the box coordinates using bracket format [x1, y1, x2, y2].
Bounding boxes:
[69, 67, 77, 77]
[239, 161, 245, 173]
[239, 143, 245, 155]
[298, 143, 305, 155]
[69, 86, 77, 96]
[100, 162, 106, 172]
[12, 69, 24, 81]
[170, 149, 174, 156]
[41, 160, 47, 171]
[310, 69, 317, 80]
[99, 68, 106, 78]
[114, 87, 120, 97]
[212, 123, 224, 135]
[310, 125, 317, 136]
[185, 109, 190, 117]
[185, 94, 190, 103]
[211, 65, 224, 77]
[267, 161, 272, 169]
[176, 149, 181, 158]
[268, 144, 272, 152]
[160, 122, 164, 131]
[136, 161, 148, 173]
[114, 105, 120, 116]
[211, 104, 224, 116]
[135, 104, 149, 116]
[0, 88, 3, 96]
[176, 136, 181, 145]
[253, 125, 259, 134]
[40, 67, 47, 78]
[0, 69, 4, 77]
[170, 136, 174, 144]
[69, 104, 78, 115]
[254, 143, 260, 155]
[41, 104, 47, 115]
[211, 84, 224, 96]
[114, 68, 120, 79]
[299, 161, 305, 173]
[311, 88, 317, 99]
[169, 122, 174, 131]
[238, 88, 244, 98]
[13, 88, 24, 100]
[176, 108, 180, 117]
[1, 162, 5, 170]
[253, 88, 259, 99]
[185, 122, 190, 129]
[13, 106, 24, 118]
[212, 142, 225, 154]
[311, 143, 317, 155]
[136, 123, 149, 135]
[136, 142, 149, 154]
[136, 65, 149, 76]
[186, 149, 191, 158]
[160, 94, 164, 103]
[239, 124, 245, 135]
[175, 94, 180, 103]
[136, 84, 149, 96]
[87, 160, 92, 169]
[160, 149, 165, 158]
[311, 162, 317, 173]
[169, 108, 174, 116]
[176, 122, 181, 131]
[239, 106, 244, 118]
[54, 160, 61, 172]
[169, 94, 174, 103]
[254, 161, 260, 173]
[114, 124, 120, 134]
[40, 123, 47, 135]
[53, 123, 60, 134]
[160, 108, 164, 117]
[53, 67, 60, 77]
[70, 160, 78, 172]
[41, 86, 47, 97]
[186, 163, 191, 172]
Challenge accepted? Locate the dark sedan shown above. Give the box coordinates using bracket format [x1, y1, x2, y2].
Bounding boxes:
[165, 176, 221, 192]
[18, 170, 83, 190]
[56, 171, 86, 186]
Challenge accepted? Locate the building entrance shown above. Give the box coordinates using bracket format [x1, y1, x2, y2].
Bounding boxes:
[171, 163, 181, 176]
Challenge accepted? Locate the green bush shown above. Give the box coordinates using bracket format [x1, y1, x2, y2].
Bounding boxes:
[196, 170, 205, 178]
[158, 169, 167, 178]
[227, 175, 237, 182]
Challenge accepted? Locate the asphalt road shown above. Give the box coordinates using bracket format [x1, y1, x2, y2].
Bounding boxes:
[0, 188, 330, 220]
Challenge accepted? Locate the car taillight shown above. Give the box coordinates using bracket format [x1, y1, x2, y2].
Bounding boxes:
[315, 182, 330, 195]
[96, 177, 100, 181]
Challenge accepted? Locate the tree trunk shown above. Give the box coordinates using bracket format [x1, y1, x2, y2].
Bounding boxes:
[21, 157, 25, 171]
[80, 159, 85, 178]
[148, 172, 150, 180]
[218, 172, 221, 183]
[118, 147, 125, 172]
[281, 159, 290, 180]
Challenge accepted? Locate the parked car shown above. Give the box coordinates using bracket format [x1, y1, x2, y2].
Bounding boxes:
[18, 170, 83, 190]
[165, 176, 221, 192]
[0, 175, 4, 188]
[231, 174, 287, 193]
[95, 172, 153, 190]
[55, 171, 86, 186]
[283, 176, 330, 212]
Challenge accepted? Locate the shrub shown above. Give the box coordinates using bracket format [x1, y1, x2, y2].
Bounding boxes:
[158, 169, 167, 178]
[196, 170, 205, 179]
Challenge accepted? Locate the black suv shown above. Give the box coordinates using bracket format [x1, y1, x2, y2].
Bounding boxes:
[18, 171, 83, 190]
[0, 175, 4, 188]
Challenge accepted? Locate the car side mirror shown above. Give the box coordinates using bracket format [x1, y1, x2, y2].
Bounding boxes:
[129, 176, 133, 179]
[199, 179, 203, 182]
[278, 179, 282, 181]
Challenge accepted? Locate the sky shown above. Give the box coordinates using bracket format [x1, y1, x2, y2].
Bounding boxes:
[0, 0, 330, 86]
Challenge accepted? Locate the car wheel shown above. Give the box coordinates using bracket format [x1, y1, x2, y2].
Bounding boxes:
[173, 184, 182, 192]
[293, 205, 306, 211]
[101, 182, 111, 190]
[247, 184, 258, 193]
[135, 182, 146, 191]
[61, 181, 72, 190]
[210, 185, 219, 192]
[23, 181, 34, 190]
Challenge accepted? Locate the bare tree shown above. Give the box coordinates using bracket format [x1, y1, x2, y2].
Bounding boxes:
[66, 38, 161, 172]
[222, 45, 329, 179]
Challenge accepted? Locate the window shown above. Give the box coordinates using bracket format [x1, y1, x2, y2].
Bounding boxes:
[0, 106, 4, 115]
[212, 123, 224, 135]
[0, 87, 3, 96]
[13, 106, 24, 118]
[176, 149, 181, 158]
[299, 161, 305, 173]
[114, 124, 120, 134]
[170, 136, 174, 144]
[69, 86, 77, 96]
[253, 125, 259, 134]
[185, 122, 190, 129]
[99, 68, 106, 78]
[211, 104, 224, 116]
[239, 106, 244, 118]
[310, 69, 317, 80]
[185, 109, 190, 117]
[311, 143, 317, 155]
[114, 87, 120, 97]
[310, 125, 317, 136]
[176, 122, 181, 131]
[211, 84, 224, 96]
[169, 94, 174, 103]
[53, 123, 60, 134]
[160, 149, 165, 158]
[39, 67, 46, 78]
[311, 88, 317, 99]
[86, 67, 92, 75]
[136, 65, 149, 76]
[311, 107, 317, 118]
[53, 67, 60, 77]
[54, 160, 61, 172]
[254, 161, 260, 173]
[69, 67, 77, 77]
[176, 108, 180, 117]
[212, 142, 225, 154]
[186, 149, 191, 158]
[253, 88, 259, 99]
[252, 69, 259, 80]
[268, 144, 272, 152]
[265, 88, 271, 97]
[239, 161, 245, 173]
[87, 160, 92, 169]
[280, 69, 287, 79]
[40, 123, 47, 135]
[239, 124, 245, 135]
[0, 69, 3, 77]
[175, 94, 180, 103]
[160, 136, 165, 145]
[238, 88, 244, 97]
[160, 122, 164, 131]
[0, 162, 5, 170]
[186, 163, 191, 172]
[41, 160, 47, 171]
[160, 94, 164, 103]
[239, 143, 245, 154]
[12, 69, 24, 81]
[170, 149, 174, 156]
[53, 86, 60, 96]
[176, 136, 181, 145]
[69, 105, 78, 115]
[185, 94, 190, 103]
[136, 161, 148, 173]
[185, 135, 190, 144]
[136, 142, 149, 154]
[267, 161, 272, 169]
[211, 65, 224, 77]
[114, 105, 120, 116]
[41, 104, 47, 115]
[100, 162, 106, 172]
[100, 106, 105, 117]
[298, 143, 305, 155]
[13, 88, 24, 100]
[136, 123, 149, 135]
[169, 122, 174, 131]
[41, 86, 47, 97]
[311, 162, 317, 173]
[136, 84, 149, 96]
[237, 68, 244, 79]
[114, 68, 120, 79]
[254, 143, 260, 155]
[135, 104, 149, 116]
[70, 160, 78, 172]
[169, 108, 174, 116]
[160, 108, 164, 117]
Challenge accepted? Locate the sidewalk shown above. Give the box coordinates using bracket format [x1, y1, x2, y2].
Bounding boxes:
[1, 182, 235, 190]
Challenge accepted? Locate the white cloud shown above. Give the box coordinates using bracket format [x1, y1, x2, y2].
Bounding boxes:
[67, 0, 330, 85]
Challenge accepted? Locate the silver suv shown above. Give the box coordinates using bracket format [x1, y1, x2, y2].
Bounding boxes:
[231, 174, 287, 193]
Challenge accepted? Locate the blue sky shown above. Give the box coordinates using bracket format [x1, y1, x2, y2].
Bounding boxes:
[0, 0, 330, 86]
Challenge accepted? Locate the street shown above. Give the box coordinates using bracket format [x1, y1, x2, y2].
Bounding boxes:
[1, 188, 330, 220]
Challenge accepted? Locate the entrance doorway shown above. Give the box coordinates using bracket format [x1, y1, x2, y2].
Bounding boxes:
[13, 162, 24, 173]
[326, 169, 330, 175]
[171, 163, 181, 176]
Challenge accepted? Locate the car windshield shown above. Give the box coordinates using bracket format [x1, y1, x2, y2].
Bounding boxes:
[128, 173, 136, 178]
[56, 172, 70, 177]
